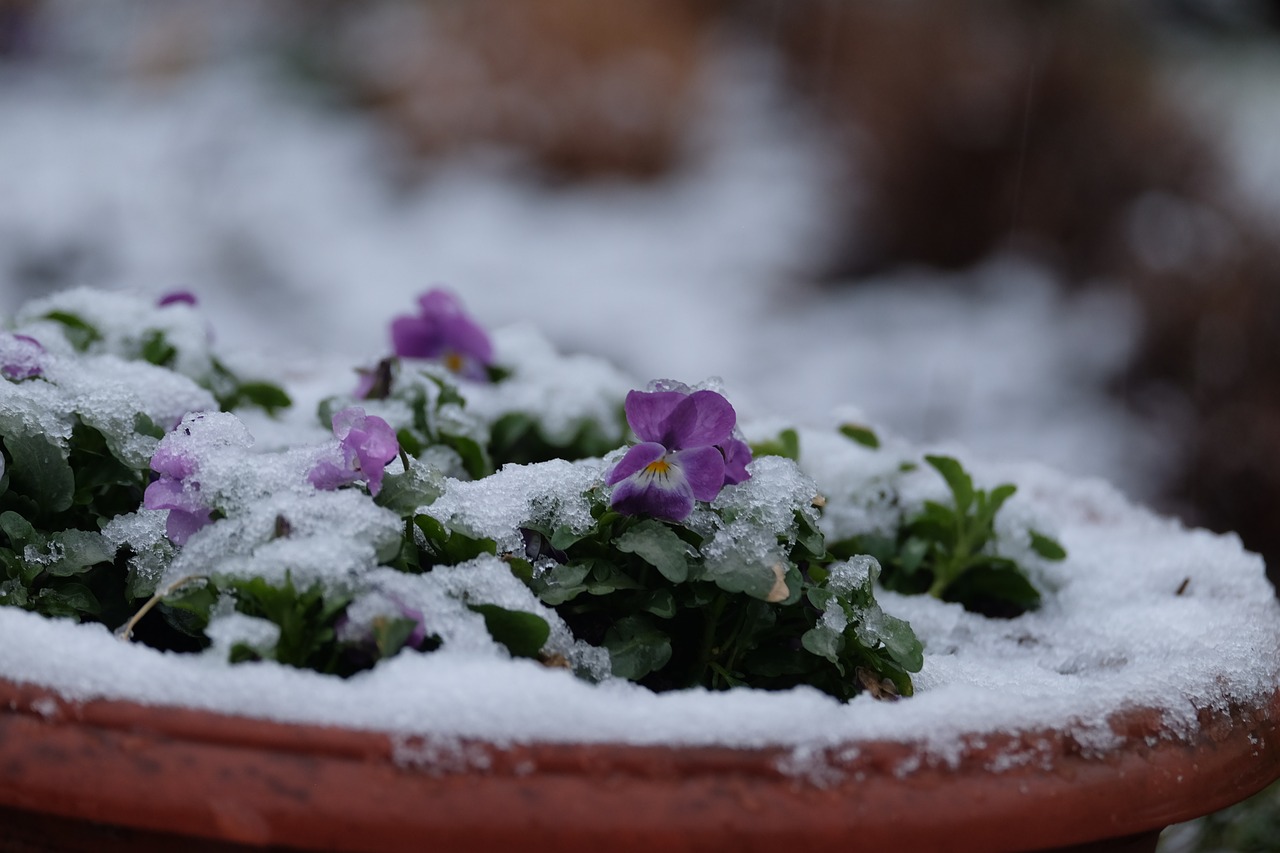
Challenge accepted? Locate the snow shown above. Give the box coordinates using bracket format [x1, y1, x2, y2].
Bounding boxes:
[1, 3, 1278, 775]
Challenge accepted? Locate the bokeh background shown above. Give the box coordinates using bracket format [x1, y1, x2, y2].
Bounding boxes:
[2, 2, 1279, 847]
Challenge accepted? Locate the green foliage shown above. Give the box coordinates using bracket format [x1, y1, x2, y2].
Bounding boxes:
[42, 311, 102, 351]
[488, 410, 626, 467]
[750, 428, 800, 461]
[523, 498, 922, 701]
[467, 603, 550, 659]
[838, 423, 881, 449]
[830, 455, 1065, 617]
[209, 357, 292, 415]
[225, 574, 353, 671]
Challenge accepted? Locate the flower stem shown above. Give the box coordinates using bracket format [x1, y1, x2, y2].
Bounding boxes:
[115, 574, 210, 642]
[697, 594, 728, 688]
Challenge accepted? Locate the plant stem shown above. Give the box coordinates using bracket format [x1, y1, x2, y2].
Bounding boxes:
[115, 574, 209, 641]
[697, 595, 727, 687]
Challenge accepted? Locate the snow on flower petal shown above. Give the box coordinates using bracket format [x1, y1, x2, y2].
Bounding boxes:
[309, 406, 400, 496]
[389, 288, 493, 380]
[143, 441, 211, 546]
[0, 333, 45, 381]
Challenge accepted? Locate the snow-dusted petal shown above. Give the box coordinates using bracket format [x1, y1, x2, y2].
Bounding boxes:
[605, 442, 667, 486]
[0, 332, 45, 381]
[673, 445, 726, 502]
[165, 507, 213, 547]
[143, 477, 198, 513]
[308, 457, 356, 492]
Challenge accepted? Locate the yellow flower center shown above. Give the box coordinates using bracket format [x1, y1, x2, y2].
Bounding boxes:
[644, 458, 672, 475]
[444, 352, 465, 373]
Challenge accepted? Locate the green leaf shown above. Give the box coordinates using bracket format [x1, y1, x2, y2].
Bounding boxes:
[44, 529, 115, 576]
[442, 433, 492, 480]
[372, 616, 426, 658]
[614, 520, 690, 583]
[801, 624, 844, 667]
[467, 603, 549, 659]
[549, 525, 588, 552]
[35, 582, 100, 618]
[375, 467, 443, 518]
[0, 511, 43, 552]
[750, 428, 800, 461]
[838, 423, 880, 449]
[414, 515, 497, 564]
[943, 562, 1041, 617]
[988, 483, 1017, 516]
[229, 382, 292, 415]
[3, 433, 75, 513]
[603, 615, 672, 681]
[870, 612, 924, 673]
[132, 412, 166, 440]
[1029, 530, 1067, 561]
[139, 329, 177, 367]
[898, 536, 931, 575]
[638, 588, 677, 619]
[925, 455, 974, 514]
[43, 311, 101, 351]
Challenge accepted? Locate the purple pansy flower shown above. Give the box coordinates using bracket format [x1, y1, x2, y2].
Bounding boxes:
[390, 288, 493, 380]
[309, 407, 400, 497]
[157, 290, 198, 307]
[1, 333, 45, 381]
[144, 443, 213, 546]
[605, 388, 752, 522]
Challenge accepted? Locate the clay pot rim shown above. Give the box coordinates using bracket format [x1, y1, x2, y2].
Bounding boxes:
[3, 675, 1280, 852]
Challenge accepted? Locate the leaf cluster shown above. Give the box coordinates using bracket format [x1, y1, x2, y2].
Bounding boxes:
[42, 311, 292, 415]
[520, 499, 922, 701]
[830, 455, 1065, 617]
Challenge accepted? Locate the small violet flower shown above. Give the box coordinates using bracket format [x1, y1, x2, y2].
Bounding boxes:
[0, 333, 45, 381]
[390, 288, 493, 380]
[606, 388, 753, 522]
[157, 290, 198, 307]
[144, 442, 212, 546]
[309, 407, 399, 497]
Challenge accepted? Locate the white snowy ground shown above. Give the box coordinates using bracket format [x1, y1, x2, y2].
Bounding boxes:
[0, 3, 1173, 503]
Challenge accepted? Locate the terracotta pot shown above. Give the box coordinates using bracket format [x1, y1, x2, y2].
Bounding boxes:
[2, 678, 1278, 853]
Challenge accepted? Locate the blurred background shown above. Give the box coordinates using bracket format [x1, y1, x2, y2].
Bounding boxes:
[1, 2, 1279, 846]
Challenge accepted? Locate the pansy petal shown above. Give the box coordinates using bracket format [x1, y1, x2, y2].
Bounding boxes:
[605, 442, 667, 485]
[609, 467, 694, 522]
[442, 315, 494, 366]
[418, 288, 464, 316]
[666, 390, 736, 449]
[331, 406, 365, 441]
[624, 390, 686, 443]
[391, 315, 444, 359]
[165, 507, 212, 547]
[157, 291, 197, 307]
[308, 458, 355, 492]
[149, 445, 198, 480]
[720, 438, 753, 485]
[144, 477, 201, 513]
[674, 445, 726, 502]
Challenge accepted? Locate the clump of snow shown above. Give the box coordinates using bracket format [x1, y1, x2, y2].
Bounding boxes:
[425, 459, 606, 554]
[463, 325, 630, 444]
